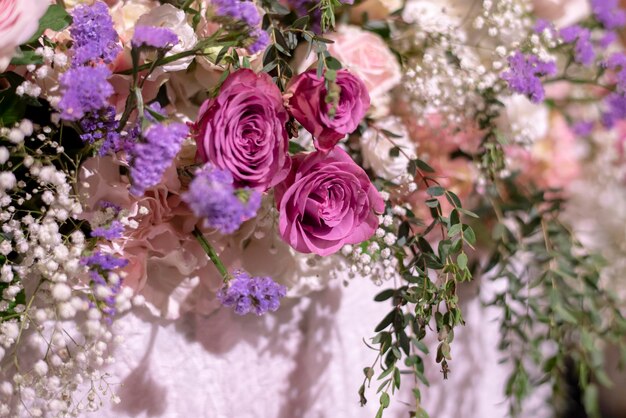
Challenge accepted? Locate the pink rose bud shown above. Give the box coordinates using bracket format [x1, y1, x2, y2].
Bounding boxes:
[288, 69, 370, 152]
[275, 147, 384, 256]
[193, 69, 291, 191]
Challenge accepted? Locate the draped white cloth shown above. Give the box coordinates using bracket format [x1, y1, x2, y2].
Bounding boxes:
[97, 276, 543, 418]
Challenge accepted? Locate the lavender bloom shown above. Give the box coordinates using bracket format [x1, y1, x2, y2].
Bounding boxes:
[70, 1, 121, 66]
[501, 51, 557, 103]
[99, 201, 122, 213]
[217, 270, 287, 315]
[81, 252, 128, 270]
[211, 0, 268, 53]
[605, 52, 626, 94]
[129, 122, 188, 196]
[131, 26, 179, 49]
[591, 0, 626, 30]
[182, 164, 261, 234]
[560, 26, 595, 67]
[572, 121, 594, 137]
[600, 32, 618, 48]
[58, 65, 114, 121]
[91, 220, 125, 240]
[213, 0, 261, 27]
[248, 28, 270, 54]
[89, 270, 122, 321]
[534, 19, 553, 34]
[79, 106, 126, 156]
[603, 93, 626, 128]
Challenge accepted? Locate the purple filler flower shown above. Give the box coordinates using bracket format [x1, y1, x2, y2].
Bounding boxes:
[91, 220, 125, 240]
[70, 1, 121, 66]
[131, 26, 179, 49]
[560, 26, 595, 67]
[182, 164, 261, 234]
[58, 65, 114, 121]
[81, 252, 128, 270]
[129, 122, 188, 196]
[501, 51, 557, 103]
[217, 270, 287, 315]
[591, 0, 626, 30]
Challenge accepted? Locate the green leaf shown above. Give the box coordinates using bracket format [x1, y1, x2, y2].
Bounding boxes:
[426, 186, 445, 197]
[288, 141, 306, 154]
[325, 56, 342, 70]
[415, 159, 435, 173]
[457, 253, 468, 270]
[10, 50, 44, 66]
[27, 5, 72, 44]
[583, 384, 600, 418]
[380, 392, 390, 408]
[463, 225, 476, 246]
[375, 309, 396, 332]
[448, 224, 462, 237]
[374, 289, 395, 302]
[292, 16, 310, 30]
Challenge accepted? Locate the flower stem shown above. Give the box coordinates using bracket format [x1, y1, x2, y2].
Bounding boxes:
[192, 227, 230, 281]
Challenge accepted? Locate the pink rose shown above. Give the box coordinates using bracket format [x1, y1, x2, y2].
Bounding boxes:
[194, 69, 291, 191]
[326, 26, 401, 115]
[275, 147, 384, 256]
[288, 69, 370, 152]
[0, 0, 50, 71]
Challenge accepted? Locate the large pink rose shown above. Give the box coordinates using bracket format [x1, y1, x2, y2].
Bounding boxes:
[194, 68, 291, 191]
[0, 0, 49, 71]
[275, 147, 384, 256]
[288, 69, 370, 152]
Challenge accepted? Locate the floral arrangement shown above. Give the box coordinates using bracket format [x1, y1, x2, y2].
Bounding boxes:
[2, 0, 626, 417]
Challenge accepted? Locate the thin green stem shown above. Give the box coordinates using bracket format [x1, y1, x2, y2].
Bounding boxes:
[192, 227, 230, 281]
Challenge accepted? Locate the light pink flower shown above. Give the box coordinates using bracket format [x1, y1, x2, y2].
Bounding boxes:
[505, 112, 581, 190]
[0, 0, 50, 71]
[325, 25, 401, 115]
[78, 156, 232, 319]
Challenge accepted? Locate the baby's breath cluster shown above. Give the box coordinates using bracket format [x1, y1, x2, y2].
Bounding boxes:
[0, 118, 132, 416]
[396, 0, 535, 124]
[340, 192, 401, 285]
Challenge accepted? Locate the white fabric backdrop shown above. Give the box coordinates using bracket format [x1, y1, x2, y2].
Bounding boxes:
[97, 275, 548, 418]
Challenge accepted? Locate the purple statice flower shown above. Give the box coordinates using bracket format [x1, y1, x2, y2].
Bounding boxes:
[182, 164, 261, 234]
[605, 52, 626, 94]
[534, 19, 553, 34]
[58, 65, 114, 121]
[217, 270, 287, 315]
[572, 121, 594, 137]
[81, 252, 129, 270]
[600, 32, 618, 48]
[129, 122, 188, 196]
[99, 200, 122, 213]
[560, 25, 595, 67]
[79, 106, 121, 149]
[501, 51, 557, 103]
[212, 0, 261, 27]
[89, 270, 122, 321]
[248, 28, 270, 54]
[211, 0, 268, 52]
[602, 93, 626, 128]
[91, 220, 125, 240]
[131, 26, 179, 49]
[591, 0, 626, 30]
[70, 1, 121, 66]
